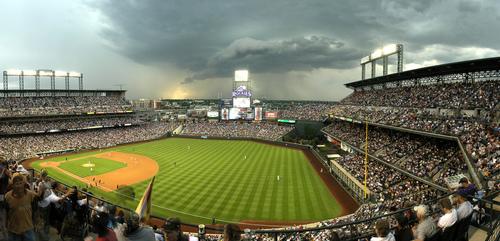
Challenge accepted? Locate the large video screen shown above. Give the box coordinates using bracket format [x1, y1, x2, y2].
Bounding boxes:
[229, 108, 242, 119]
[234, 70, 249, 82]
[233, 97, 250, 108]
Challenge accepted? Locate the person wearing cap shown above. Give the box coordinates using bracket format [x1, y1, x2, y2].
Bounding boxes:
[412, 205, 437, 241]
[163, 217, 188, 241]
[456, 177, 477, 199]
[5, 173, 45, 241]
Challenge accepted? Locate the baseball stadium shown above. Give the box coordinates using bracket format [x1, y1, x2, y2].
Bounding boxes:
[1, 55, 498, 241]
[1, 1, 499, 241]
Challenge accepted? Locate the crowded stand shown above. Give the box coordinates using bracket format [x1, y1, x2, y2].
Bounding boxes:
[329, 107, 498, 188]
[0, 116, 141, 134]
[0, 96, 131, 117]
[276, 103, 337, 121]
[0, 122, 179, 161]
[335, 154, 442, 207]
[181, 121, 294, 141]
[323, 120, 469, 185]
[341, 80, 500, 110]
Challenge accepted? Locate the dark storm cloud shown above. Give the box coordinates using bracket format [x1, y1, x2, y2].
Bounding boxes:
[184, 36, 362, 82]
[89, 0, 500, 84]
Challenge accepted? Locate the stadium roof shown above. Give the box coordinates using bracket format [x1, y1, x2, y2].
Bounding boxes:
[345, 56, 500, 88]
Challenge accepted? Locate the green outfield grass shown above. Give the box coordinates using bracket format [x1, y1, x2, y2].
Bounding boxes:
[57, 157, 126, 177]
[31, 138, 344, 224]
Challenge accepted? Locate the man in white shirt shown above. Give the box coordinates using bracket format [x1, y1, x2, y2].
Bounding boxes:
[36, 175, 73, 241]
[437, 198, 457, 229]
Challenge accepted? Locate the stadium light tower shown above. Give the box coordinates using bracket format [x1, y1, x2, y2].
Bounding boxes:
[2, 69, 83, 97]
[360, 44, 404, 79]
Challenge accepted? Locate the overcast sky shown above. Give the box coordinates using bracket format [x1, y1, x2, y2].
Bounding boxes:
[1, 0, 499, 100]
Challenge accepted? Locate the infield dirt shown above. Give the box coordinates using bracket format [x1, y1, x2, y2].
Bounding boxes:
[40, 151, 158, 191]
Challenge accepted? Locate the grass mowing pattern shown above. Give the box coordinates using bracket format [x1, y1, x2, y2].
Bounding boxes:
[32, 138, 343, 224]
[57, 157, 126, 177]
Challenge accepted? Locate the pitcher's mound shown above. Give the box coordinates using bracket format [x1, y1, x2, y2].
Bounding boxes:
[82, 163, 95, 167]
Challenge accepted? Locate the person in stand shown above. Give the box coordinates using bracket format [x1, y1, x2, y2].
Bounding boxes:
[223, 224, 241, 241]
[117, 213, 155, 241]
[91, 212, 118, 241]
[412, 205, 437, 241]
[5, 173, 45, 241]
[456, 177, 477, 200]
[370, 219, 395, 241]
[162, 217, 188, 241]
[394, 213, 412, 241]
[36, 170, 73, 241]
[0, 158, 12, 241]
[437, 198, 457, 230]
[454, 193, 473, 221]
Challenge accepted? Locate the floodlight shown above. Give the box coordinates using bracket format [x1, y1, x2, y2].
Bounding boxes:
[6, 69, 22, 75]
[370, 49, 382, 59]
[234, 70, 249, 82]
[383, 44, 397, 55]
[39, 70, 54, 76]
[22, 70, 37, 76]
[69, 71, 81, 77]
[55, 71, 68, 77]
[361, 56, 370, 64]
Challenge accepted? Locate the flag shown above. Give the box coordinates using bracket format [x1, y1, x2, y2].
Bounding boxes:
[135, 176, 155, 221]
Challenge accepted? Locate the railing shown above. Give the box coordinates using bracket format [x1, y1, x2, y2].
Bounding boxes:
[327, 115, 484, 189]
[321, 131, 448, 192]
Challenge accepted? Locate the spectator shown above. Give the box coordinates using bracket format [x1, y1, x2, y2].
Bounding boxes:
[5, 173, 45, 241]
[394, 213, 413, 241]
[453, 194, 473, 221]
[35, 170, 73, 241]
[92, 212, 118, 241]
[0, 158, 11, 241]
[370, 219, 395, 241]
[411, 205, 437, 241]
[456, 177, 477, 198]
[152, 225, 164, 241]
[162, 217, 188, 241]
[436, 198, 457, 230]
[118, 213, 155, 241]
[223, 224, 241, 241]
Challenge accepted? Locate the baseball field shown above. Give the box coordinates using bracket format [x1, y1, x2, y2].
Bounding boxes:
[30, 137, 348, 225]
